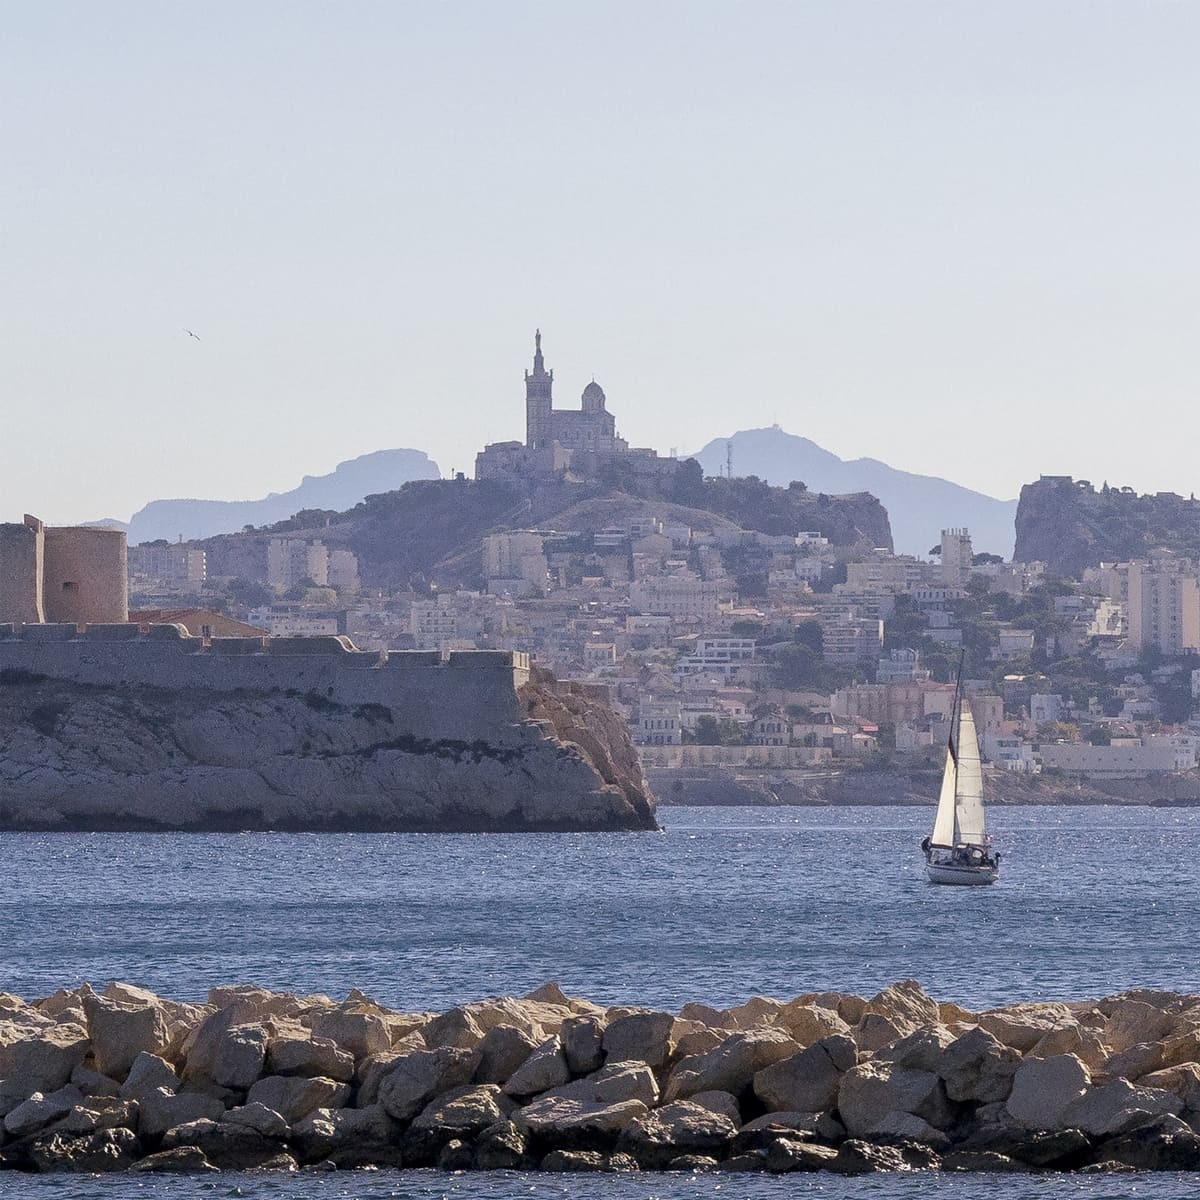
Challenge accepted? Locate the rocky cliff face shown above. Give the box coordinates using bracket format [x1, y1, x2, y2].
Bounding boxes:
[1014, 477, 1200, 576]
[0, 671, 657, 832]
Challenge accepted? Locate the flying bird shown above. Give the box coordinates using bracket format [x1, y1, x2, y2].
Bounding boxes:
[183, 328, 201, 341]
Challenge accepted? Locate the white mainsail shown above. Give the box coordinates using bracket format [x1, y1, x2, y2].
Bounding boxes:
[929, 698, 986, 848]
[953, 703, 986, 844]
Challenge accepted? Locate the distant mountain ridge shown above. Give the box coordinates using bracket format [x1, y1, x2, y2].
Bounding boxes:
[689, 427, 1017, 557]
[108, 449, 441, 545]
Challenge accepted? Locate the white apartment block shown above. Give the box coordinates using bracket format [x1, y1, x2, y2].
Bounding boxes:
[1127, 556, 1200, 656]
[674, 636, 757, 680]
[1039, 739, 1194, 778]
[483, 531, 549, 598]
[267, 539, 329, 590]
[630, 572, 723, 618]
[844, 556, 935, 595]
[328, 549, 360, 591]
[940, 528, 973, 587]
[128, 544, 207, 589]
[1030, 693, 1063, 725]
[637, 698, 682, 746]
[821, 616, 883, 664]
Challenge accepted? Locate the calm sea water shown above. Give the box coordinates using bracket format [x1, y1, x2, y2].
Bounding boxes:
[0, 805, 1197, 1197]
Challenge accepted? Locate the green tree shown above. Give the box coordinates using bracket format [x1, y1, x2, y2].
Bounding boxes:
[225, 577, 272, 608]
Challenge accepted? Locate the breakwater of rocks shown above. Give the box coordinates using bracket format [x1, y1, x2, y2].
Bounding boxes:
[2, 979, 1200, 1174]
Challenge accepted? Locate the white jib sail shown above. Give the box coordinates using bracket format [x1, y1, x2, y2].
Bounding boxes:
[953, 703, 986, 844]
[931, 743, 957, 847]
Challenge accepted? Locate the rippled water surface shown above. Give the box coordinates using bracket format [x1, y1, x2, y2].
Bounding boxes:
[0, 805, 1197, 1011]
[0, 1168, 1193, 1200]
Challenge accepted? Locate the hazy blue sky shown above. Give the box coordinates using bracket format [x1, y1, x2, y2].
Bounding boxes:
[3, 1, 1198, 524]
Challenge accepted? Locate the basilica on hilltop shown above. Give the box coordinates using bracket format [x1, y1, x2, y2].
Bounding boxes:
[475, 331, 676, 486]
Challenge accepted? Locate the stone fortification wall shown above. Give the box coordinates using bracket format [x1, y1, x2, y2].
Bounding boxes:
[0, 624, 530, 745]
[41, 527, 128, 624]
[0, 517, 45, 624]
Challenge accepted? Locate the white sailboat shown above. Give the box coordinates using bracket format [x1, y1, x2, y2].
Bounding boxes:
[921, 675, 1000, 886]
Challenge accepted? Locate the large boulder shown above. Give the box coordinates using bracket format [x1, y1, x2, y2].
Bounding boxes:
[515, 1096, 648, 1152]
[52, 1098, 138, 1136]
[476, 1024, 541, 1085]
[222, 1101, 289, 1138]
[206, 985, 300, 1025]
[159, 1117, 285, 1169]
[502, 1035, 570, 1097]
[722, 996, 784, 1030]
[182, 1013, 268, 1091]
[82, 993, 169, 1081]
[1100, 1120, 1200, 1170]
[547, 1062, 659, 1108]
[560, 1016, 606, 1075]
[27, 1128, 140, 1173]
[0, 1024, 90, 1095]
[616, 1100, 738, 1169]
[474, 1118, 529, 1169]
[979, 1004, 1075, 1053]
[936, 1027, 1021, 1103]
[4, 1087, 81, 1138]
[266, 1034, 354, 1082]
[307, 1007, 391, 1060]
[1028, 1022, 1108, 1070]
[138, 1087, 226, 1140]
[412, 1083, 511, 1136]
[1139, 1063, 1200, 1109]
[777, 1002, 851, 1047]
[860, 981, 940, 1036]
[404, 1083, 513, 1163]
[377, 1047, 478, 1121]
[837, 1060, 954, 1139]
[602, 1010, 675, 1069]
[421, 1007, 488, 1052]
[877, 1027, 956, 1073]
[665, 1028, 798, 1101]
[1103, 1001, 1174, 1054]
[291, 1103, 400, 1166]
[1059, 1079, 1183, 1137]
[119, 1053, 179, 1103]
[1006, 1055, 1090, 1130]
[753, 1034, 856, 1113]
[245, 1074, 349, 1124]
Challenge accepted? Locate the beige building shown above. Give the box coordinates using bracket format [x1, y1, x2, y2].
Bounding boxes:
[844, 555, 934, 595]
[630, 572, 723, 618]
[267, 538, 329, 591]
[482, 532, 549, 597]
[0, 514, 128, 625]
[128, 544, 207, 590]
[940, 528, 973, 587]
[1127, 555, 1200, 656]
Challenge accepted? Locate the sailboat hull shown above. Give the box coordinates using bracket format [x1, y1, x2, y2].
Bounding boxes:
[926, 861, 998, 886]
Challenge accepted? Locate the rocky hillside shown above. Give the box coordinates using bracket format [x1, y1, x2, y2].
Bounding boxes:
[204, 469, 892, 592]
[1014, 477, 1200, 576]
[1, 978, 1199, 1174]
[0, 669, 655, 833]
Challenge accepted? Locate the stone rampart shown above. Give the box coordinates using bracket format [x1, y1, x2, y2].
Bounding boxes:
[0, 623, 531, 744]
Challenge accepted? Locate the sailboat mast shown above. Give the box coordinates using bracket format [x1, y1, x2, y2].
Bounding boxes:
[949, 650, 965, 759]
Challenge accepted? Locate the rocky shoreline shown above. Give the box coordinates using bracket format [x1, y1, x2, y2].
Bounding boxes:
[3, 980, 1200, 1174]
[650, 765, 1200, 808]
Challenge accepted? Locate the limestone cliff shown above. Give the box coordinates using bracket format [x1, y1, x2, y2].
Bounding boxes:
[1014, 476, 1200, 576]
[0, 671, 657, 832]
